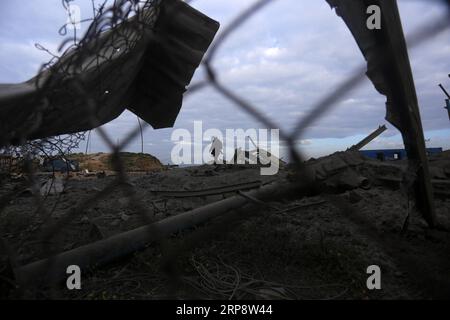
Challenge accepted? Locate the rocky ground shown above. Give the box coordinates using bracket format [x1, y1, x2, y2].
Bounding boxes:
[1, 151, 449, 299]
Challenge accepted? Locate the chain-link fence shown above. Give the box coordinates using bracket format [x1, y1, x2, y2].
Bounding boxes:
[0, 0, 449, 299]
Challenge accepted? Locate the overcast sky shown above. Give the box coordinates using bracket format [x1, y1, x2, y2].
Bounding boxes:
[0, 0, 449, 163]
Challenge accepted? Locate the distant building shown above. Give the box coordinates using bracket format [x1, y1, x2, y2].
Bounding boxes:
[360, 148, 443, 161]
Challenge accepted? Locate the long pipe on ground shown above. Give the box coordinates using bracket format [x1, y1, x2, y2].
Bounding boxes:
[14, 180, 306, 287]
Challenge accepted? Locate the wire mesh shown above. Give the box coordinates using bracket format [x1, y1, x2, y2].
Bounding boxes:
[0, 0, 449, 299]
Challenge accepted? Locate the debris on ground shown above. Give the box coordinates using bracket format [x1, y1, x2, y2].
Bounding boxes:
[1, 150, 450, 299]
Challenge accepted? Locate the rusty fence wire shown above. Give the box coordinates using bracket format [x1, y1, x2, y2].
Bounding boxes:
[0, 0, 449, 299]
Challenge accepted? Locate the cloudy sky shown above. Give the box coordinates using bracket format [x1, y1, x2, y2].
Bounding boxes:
[0, 0, 449, 163]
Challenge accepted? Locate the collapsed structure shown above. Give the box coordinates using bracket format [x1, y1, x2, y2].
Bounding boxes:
[0, 0, 219, 144]
[327, 0, 442, 227]
[0, 0, 449, 297]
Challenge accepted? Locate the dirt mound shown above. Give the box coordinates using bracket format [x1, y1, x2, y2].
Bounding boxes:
[69, 152, 163, 172]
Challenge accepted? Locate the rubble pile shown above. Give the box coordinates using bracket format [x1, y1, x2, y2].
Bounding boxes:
[1, 150, 449, 299]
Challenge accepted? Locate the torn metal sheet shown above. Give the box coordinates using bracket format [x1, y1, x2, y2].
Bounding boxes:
[327, 0, 437, 226]
[0, 0, 219, 146]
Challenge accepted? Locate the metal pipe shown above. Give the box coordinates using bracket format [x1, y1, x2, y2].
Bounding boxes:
[349, 125, 387, 151]
[14, 180, 304, 287]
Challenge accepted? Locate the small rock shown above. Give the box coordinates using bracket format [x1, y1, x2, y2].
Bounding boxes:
[394, 271, 404, 278]
[40, 177, 64, 196]
[348, 190, 363, 204]
[63, 243, 76, 251]
[89, 224, 104, 240]
[425, 230, 448, 243]
[121, 213, 130, 222]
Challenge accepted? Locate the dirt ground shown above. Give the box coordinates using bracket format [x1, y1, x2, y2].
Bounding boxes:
[1, 151, 450, 300]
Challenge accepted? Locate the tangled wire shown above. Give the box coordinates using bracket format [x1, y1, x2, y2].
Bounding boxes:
[184, 255, 348, 300]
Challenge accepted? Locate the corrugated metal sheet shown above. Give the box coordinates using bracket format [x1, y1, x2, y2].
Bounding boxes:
[0, 0, 219, 146]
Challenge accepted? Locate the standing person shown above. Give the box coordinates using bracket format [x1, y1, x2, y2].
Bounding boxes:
[209, 136, 223, 164]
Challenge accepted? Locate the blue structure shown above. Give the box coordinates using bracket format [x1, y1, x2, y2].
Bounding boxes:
[360, 148, 443, 161]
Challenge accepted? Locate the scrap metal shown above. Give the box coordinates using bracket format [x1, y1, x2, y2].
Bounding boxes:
[0, 0, 219, 147]
[327, 0, 437, 226]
